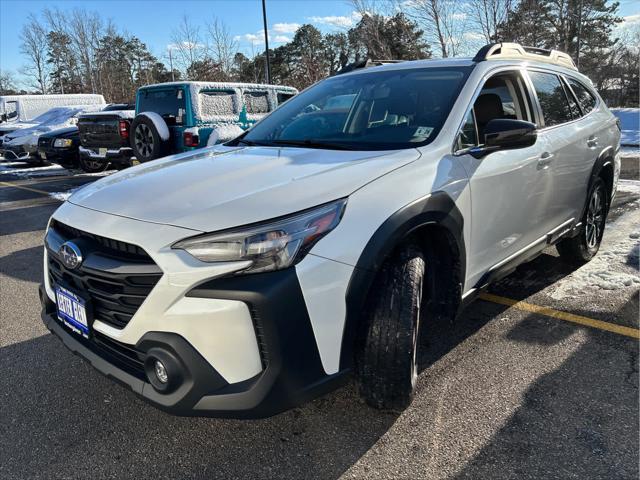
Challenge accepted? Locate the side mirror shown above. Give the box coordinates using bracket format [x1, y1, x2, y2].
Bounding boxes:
[470, 119, 537, 159]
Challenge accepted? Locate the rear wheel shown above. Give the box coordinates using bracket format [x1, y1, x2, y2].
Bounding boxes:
[557, 177, 608, 265]
[356, 243, 425, 411]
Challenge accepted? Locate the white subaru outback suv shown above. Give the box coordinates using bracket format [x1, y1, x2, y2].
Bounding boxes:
[40, 43, 620, 417]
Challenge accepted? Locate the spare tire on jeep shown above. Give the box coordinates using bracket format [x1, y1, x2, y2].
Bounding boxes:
[130, 113, 170, 162]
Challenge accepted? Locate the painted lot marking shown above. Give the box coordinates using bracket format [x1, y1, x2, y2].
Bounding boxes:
[480, 292, 640, 339]
[0, 180, 52, 196]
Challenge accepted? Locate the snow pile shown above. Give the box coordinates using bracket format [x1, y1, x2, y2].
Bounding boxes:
[49, 186, 82, 201]
[550, 206, 640, 300]
[137, 112, 170, 140]
[206, 124, 245, 146]
[611, 108, 639, 146]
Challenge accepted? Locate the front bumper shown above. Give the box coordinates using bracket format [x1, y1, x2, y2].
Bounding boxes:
[37, 146, 78, 167]
[40, 265, 349, 418]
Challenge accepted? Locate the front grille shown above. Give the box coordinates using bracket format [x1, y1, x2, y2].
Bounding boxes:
[47, 221, 162, 330]
[38, 137, 53, 148]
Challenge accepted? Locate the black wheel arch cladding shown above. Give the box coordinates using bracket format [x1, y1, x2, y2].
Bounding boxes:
[341, 191, 466, 371]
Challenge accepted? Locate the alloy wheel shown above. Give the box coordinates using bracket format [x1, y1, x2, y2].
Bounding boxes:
[135, 124, 154, 158]
[585, 185, 605, 249]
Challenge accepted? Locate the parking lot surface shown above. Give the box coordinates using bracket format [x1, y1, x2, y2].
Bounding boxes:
[1, 159, 638, 480]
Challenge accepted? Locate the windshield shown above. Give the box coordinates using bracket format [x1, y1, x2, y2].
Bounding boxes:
[238, 66, 473, 151]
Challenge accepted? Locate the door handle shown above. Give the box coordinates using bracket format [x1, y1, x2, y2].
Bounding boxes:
[587, 136, 599, 148]
[537, 152, 554, 169]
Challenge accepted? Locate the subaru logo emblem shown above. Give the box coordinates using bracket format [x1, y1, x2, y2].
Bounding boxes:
[58, 241, 83, 270]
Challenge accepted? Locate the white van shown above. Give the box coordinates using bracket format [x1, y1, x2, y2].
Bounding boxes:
[0, 94, 105, 127]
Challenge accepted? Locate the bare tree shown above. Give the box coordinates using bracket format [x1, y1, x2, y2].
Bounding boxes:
[406, 0, 468, 57]
[0, 70, 19, 95]
[469, 0, 514, 43]
[206, 17, 238, 79]
[19, 14, 50, 93]
[171, 15, 205, 79]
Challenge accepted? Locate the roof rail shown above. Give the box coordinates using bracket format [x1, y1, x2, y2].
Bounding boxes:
[334, 59, 404, 76]
[473, 42, 577, 71]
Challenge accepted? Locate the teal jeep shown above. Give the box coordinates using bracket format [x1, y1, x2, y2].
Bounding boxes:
[130, 82, 297, 161]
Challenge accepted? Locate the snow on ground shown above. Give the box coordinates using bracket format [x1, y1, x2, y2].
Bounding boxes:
[611, 108, 639, 146]
[550, 183, 640, 300]
[48, 186, 82, 201]
[0, 163, 69, 177]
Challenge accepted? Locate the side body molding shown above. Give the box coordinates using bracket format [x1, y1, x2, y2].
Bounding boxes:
[340, 191, 466, 370]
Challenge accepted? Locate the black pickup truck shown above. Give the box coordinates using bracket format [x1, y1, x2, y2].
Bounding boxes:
[77, 104, 135, 171]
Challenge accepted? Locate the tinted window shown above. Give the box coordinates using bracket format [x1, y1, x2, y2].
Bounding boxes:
[243, 91, 270, 114]
[457, 110, 478, 150]
[563, 82, 582, 119]
[200, 90, 237, 117]
[276, 92, 295, 105]
[239, 67, 472, 151]
[529, 71, 574, 127]
[567, 78, 597, 113]
[138, 88, 186, 124]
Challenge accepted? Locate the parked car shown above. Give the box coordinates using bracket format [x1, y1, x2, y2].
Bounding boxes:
[129, 82, 297, 162]
[35, 104, 134, 172]
[0, 94, 105, 134]
[77, 104, 136, 171]
[1, 105, 105, 163]
[40, 43, 620, 418]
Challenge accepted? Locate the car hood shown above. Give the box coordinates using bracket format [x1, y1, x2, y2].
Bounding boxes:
[68, 145, 420, 232]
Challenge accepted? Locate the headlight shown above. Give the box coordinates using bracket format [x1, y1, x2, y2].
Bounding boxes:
[173, 198, 347, 274]
[54, 138, 73, 148]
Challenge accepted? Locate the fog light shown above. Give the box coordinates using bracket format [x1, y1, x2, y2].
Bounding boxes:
[154, 360, 168, 384]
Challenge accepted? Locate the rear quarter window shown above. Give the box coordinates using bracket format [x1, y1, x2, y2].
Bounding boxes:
[528, 71, 574, 127]
[199, 89, 238, 119]
[566, 78, 597, 114]
[243, 90, 270, 114]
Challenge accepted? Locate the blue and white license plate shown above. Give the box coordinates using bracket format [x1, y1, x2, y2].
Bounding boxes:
[55, 285, 90, 338]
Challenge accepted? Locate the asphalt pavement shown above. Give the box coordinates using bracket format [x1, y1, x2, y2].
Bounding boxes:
[1, 159, 638, 480]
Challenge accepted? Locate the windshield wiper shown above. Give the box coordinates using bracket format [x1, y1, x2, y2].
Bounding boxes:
[269, 139, 356, 150]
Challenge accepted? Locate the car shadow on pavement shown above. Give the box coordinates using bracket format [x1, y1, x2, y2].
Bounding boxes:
[0, 246, 43, 283]
[0, 204, 57, 237]
[454, 297, 639, 479]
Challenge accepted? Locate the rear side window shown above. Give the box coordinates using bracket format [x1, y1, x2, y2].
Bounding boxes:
[243, 91, 270, 114]
[276, 92, 295, 105]
[138, 88, 186, 124]
[528, 71, 574, 127]
[566, 78, 597, 114]
[200, 90, 238, 117]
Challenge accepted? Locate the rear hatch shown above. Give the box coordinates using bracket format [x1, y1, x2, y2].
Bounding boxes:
[77, 112, 132, 149]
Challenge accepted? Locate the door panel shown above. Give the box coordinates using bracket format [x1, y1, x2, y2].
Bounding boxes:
[459, 136, 552, 289]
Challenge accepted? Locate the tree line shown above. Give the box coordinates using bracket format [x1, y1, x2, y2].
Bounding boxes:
[1, 0, 637, 107]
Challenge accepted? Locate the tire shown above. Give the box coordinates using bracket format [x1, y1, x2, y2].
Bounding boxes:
[356, 243, 426, 411]
[78, 155, 109, 173]
[556, 177, 608, 265]
[130, 115, 169, 162]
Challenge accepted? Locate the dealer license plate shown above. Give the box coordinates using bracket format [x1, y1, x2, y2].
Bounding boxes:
[55, 285, 90, 338]
[99, 147, 107, 156]
[40, 151, 46, 159]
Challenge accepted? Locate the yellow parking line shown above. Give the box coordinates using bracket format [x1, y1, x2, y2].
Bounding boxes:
[0, 181, 51, 196]
[480, 292, 640, 339]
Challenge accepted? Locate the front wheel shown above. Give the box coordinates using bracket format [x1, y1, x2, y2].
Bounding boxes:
[356, 243, 426, 411]
[557, 177, 608, 265]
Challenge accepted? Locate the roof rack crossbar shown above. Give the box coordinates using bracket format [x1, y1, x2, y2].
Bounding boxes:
[473, 42, 577, 71]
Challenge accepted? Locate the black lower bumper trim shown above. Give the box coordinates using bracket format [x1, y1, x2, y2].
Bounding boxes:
[40, 277, 349, 418]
